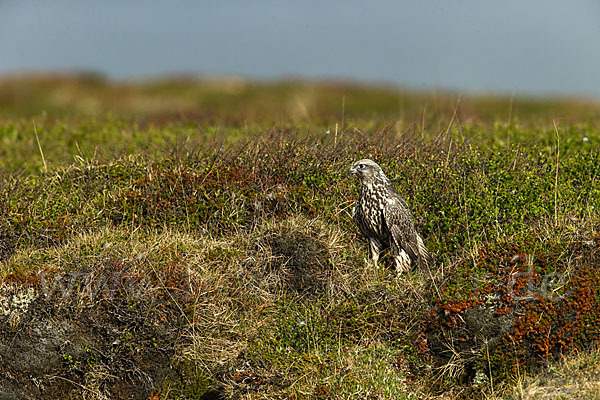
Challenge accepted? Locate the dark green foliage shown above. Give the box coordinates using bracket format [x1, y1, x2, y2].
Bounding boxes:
[4, 122, 598, 268]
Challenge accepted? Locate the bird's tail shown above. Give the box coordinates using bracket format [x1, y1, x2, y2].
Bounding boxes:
[417, 234, 433, 268]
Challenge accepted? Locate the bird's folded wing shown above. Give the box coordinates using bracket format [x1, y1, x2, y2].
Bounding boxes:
[382, 200, 419, 262]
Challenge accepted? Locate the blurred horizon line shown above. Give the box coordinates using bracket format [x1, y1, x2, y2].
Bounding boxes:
[3, 69, 600, 103]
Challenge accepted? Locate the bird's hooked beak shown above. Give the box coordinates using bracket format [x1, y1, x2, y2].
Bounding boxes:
[349, 166, 358, 174]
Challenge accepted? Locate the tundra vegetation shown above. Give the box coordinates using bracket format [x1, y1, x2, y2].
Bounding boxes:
[0, 74, 599, 399]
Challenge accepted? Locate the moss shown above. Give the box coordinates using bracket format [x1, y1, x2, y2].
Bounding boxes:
[425, 236, 600, 384]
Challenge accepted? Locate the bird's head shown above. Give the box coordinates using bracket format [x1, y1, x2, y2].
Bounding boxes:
[349, 159, 384, 183]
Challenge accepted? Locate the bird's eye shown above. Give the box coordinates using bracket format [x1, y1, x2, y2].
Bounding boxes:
[358, 164, 364, 169]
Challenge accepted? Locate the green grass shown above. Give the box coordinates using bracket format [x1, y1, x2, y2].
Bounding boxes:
[0, 74, 599, 399]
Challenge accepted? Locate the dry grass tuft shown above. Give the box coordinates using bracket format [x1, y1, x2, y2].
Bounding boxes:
[501, 349, 600, 399]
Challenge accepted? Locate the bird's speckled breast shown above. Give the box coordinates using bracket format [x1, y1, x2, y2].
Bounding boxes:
[358, 177, 388, 238]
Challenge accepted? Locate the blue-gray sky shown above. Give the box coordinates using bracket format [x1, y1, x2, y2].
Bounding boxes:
[1, 0, 600, 98]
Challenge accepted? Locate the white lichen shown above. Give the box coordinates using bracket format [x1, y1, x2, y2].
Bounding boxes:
[0, 284, 37, 327]
[472, 369, 489, 388]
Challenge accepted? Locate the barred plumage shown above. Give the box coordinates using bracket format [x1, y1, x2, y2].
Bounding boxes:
[350, 159, 431, 274]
